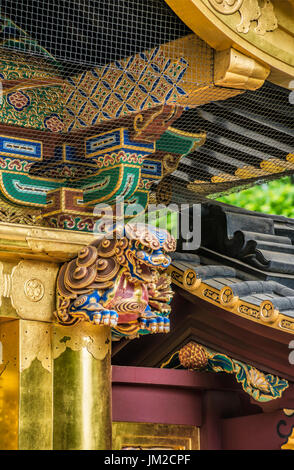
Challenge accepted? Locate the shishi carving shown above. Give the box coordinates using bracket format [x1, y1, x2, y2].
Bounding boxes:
[55, 223, 176, 339]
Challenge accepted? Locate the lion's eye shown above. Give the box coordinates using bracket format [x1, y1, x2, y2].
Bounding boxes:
[138, 244, 152, 254]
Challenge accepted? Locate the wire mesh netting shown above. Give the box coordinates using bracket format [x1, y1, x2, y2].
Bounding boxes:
[0, 0, 293, 231]
[158, 81, 294, 205]
[1, 0, 193, 74]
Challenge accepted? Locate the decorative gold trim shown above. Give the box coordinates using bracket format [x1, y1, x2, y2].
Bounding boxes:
[281, 433, 294, 450]
[167, 127, 206, 142]
[219, 286, 239, 308]
[0, 222, 93, 262]
[24, 278, 45, 302]
[281, 409, 294, 450]
[0, 260, 58, 322]
[214, 48, 270, 90]
[208, 0, 243, 15]
[168, 264, 294, 335]
[112, 422, 200, 450]
[284, 409, 294, 417]
[261, 158, 294, 173]
[191, 154, 294, 190]
[259, 300, 279, 324]
[165, 0, 294, 89]
[182, 268, 202, 290]
[19, 320, 52, 372]
[235, 165, 272, 178]
[53, 323, 110, 361]
[208, 0, 278, 36]
[84, 127, 155, 158]
[0, 319, 53, 449]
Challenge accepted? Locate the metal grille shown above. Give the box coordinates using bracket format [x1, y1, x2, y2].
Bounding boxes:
[155, 81, 294, 204]
[1, 0, 192, 74]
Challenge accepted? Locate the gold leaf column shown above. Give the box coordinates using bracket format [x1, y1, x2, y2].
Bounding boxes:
[0, 224, 109, 450]
[0, 319, 53, 450]
[52, 323, 112, 450]
[0, 255, 57, 450]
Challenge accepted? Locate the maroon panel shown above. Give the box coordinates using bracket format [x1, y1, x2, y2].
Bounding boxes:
[112, 383, 202, 426]
[200, 390, 247, 450]
[112, 366, 204, 425]
[221, 410, 294, 450]
[112, 365, 240, 391]
[111, 366, 280, 448]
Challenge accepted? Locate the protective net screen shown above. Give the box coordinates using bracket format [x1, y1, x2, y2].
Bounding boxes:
[1, 0, 192, 74]
[0, 0, 293, 231]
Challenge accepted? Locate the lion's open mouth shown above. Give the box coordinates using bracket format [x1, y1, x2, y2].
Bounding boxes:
[127, 251, 157, 282]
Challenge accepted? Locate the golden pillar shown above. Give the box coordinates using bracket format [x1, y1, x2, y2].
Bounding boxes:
[0, 224, 112, 450]
[0, 255, 57, 450]
[53, 323, 112, 450]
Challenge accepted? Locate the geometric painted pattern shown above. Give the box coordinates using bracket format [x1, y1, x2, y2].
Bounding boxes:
[64, 47, 188, 132]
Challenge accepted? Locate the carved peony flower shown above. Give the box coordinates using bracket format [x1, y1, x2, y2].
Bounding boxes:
[44, 114, 64, 133]
[7, 91, 30, 111]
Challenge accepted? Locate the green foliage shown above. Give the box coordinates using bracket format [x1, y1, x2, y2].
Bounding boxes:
[215, 177, 294, 218]
[145, 208, 178, 237]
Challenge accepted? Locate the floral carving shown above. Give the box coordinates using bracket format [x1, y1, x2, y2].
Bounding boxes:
[247, 368, 270, 392]
[208, 0, 278, 36]
[164, 342, 289, 402]
[24, 278, 45, 302]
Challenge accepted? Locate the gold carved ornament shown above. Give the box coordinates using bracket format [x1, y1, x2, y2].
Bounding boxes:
[208, 0, 278, 35]
[162, 341, 289, 402]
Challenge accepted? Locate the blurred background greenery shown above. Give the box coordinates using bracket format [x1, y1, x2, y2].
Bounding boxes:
[215, 176, 294, 218]
[142, 176, 294, 235]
